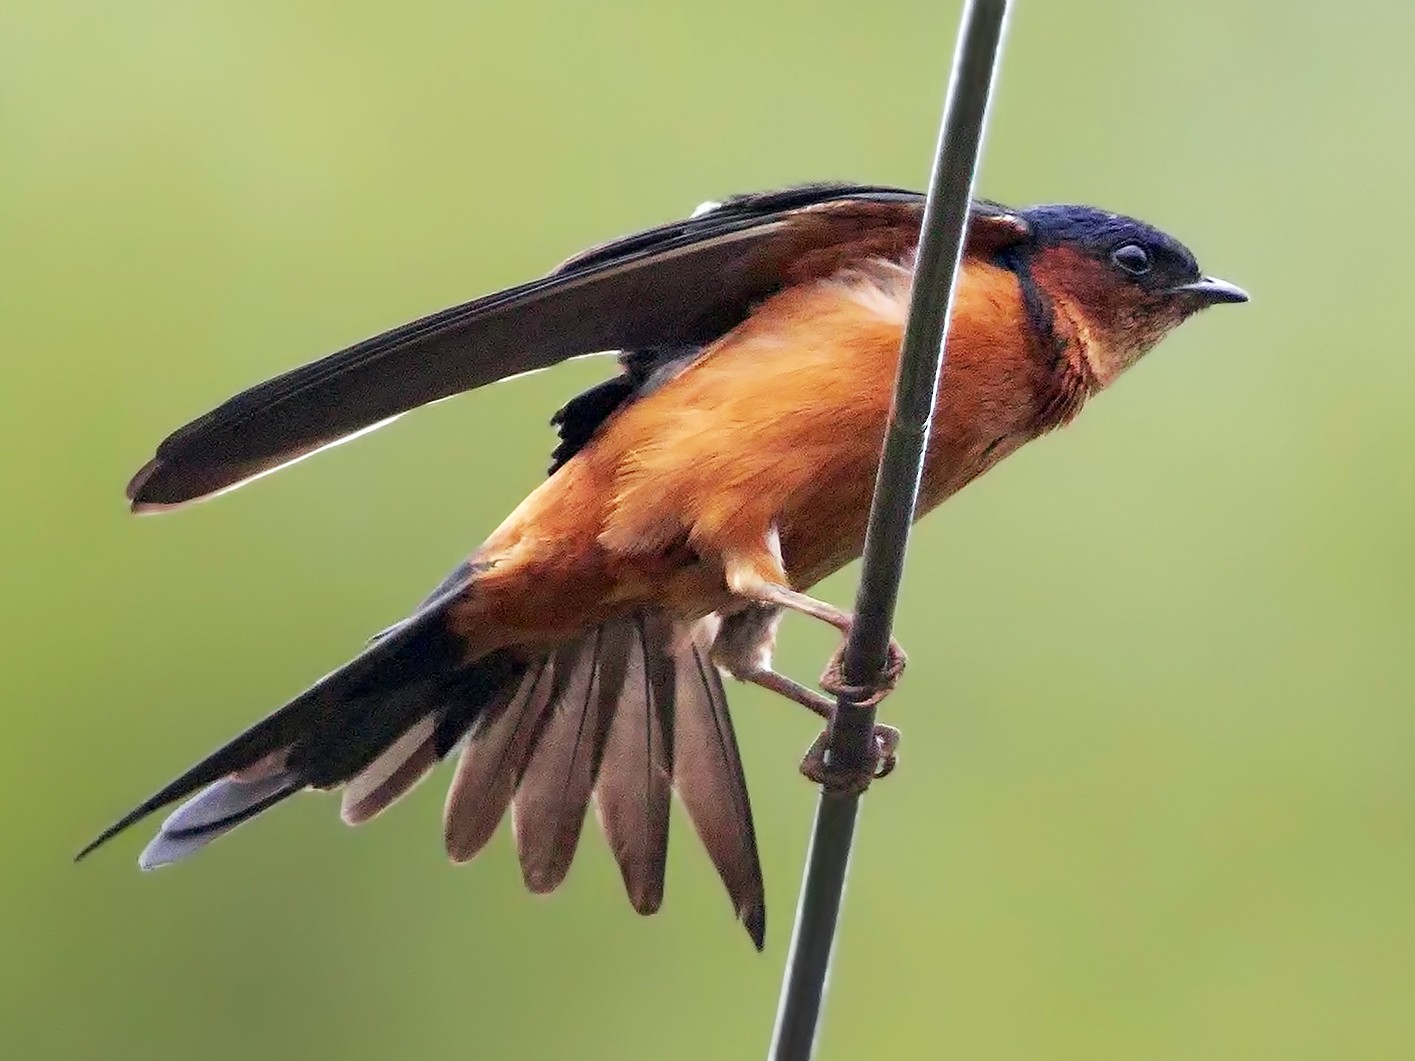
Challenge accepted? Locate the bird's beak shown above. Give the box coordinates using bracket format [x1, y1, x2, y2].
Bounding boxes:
[1169, 276, 1249, 305]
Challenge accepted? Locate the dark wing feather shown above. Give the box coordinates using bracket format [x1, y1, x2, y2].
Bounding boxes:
[129, 183, 927, 509]
[540, 195, 1033, 477]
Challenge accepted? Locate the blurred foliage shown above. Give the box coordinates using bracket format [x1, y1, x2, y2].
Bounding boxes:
[3, 1, 1413, 1058]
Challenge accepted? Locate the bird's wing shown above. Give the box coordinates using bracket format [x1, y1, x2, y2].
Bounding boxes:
[128, 183, 936, 510]
[542, 195, 1033, 475]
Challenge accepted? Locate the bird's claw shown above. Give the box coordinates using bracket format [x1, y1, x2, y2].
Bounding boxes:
[819, 638, 907, 708]
[799, 724, 901, 796]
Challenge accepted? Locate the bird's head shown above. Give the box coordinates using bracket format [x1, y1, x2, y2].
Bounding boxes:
[981, 203, 1248, 386]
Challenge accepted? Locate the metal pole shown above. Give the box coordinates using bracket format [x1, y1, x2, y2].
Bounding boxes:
[768, 3, 1012, 1056]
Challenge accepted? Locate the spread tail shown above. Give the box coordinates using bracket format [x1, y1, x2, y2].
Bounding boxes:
[78, 582, 764, 946]
[444, 613, 764, 945]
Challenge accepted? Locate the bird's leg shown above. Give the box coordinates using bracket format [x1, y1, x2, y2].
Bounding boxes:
[720, 534, 908, 704]
[712, 605, 899, 794]
[717, 534, 904, 793]
[712, 605, 834, 721]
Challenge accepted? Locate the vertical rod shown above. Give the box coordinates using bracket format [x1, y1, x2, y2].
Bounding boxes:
[768, 3, 1011, 1057]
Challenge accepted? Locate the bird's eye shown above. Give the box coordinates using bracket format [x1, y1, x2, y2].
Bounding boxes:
[1112, 243, 1152, 276]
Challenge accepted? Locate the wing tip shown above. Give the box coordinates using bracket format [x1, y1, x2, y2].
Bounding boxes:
[130, 499, 179, 515]
[126, 457, 193, 514]
[126, 456, 163, 506]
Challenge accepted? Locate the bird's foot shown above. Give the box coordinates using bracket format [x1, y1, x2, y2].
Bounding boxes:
[818, 637, 907, 707]
[799, 723, 901, 795]
[800, 634, 906, 793]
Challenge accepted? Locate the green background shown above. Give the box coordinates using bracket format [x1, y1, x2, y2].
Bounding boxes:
[4, 2, 1412, 1058]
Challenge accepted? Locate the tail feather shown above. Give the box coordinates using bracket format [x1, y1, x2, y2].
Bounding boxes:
[510, 635, 614, 893]
[285, 618, 490, 786]
[442, 664, 555, 862]
[139, 772, 302, 869]
[339, 716, 437, 825]
[76, 590, 498, 864]
[80, 585, 766, 945]
[75, 698, 317, 863]
[670, 627, 766, 948]
[591, 614, 675, 916]
[457, 613, 765, 945]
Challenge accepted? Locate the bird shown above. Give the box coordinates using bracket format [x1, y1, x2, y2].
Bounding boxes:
[78, 182, 1247, 948]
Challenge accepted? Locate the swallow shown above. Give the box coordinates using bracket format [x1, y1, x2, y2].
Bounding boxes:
[79, 182, 1247, 947]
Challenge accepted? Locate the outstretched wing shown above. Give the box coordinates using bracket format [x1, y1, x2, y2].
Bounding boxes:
[128, 183, 933, 510]
[542, 195, 1032, 474]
